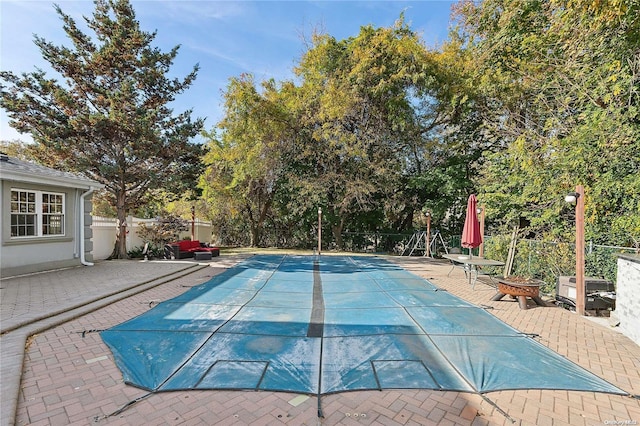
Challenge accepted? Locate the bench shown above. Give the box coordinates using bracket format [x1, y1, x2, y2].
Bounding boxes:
[165, 240, 220, 259]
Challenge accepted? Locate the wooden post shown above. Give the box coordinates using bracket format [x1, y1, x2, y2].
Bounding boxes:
[504, 225, 518, 277]
[478, 206, 485, 257]
[191, 205, 195, 241]
[575, 185, 586, 316]
[425, 212, 431, 258]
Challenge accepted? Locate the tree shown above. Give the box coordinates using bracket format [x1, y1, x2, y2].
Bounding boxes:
[0, 0, 206, 258]
[291, 19, 447, 248]
[202, 75, 298, 246]
[0, 140, 40, 162]
[203, 16, 479, 249]
[450, 0, 640, 247]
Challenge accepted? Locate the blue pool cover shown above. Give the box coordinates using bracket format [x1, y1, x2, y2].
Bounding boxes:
[101, 255, 626, 396]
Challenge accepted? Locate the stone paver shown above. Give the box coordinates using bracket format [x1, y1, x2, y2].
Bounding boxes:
[1, 257, 248, 426]
[1, 261, 201, 333]
[2, 254, 639, 425]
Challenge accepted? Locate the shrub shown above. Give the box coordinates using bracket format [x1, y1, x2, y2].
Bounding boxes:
[136, 215, 189, 257]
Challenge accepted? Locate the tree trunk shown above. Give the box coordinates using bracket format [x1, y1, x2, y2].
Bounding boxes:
[109, 190, 129, 259]
[249, 223, 259, 247]
[247, 203, 259, 247]
[331, 219, 344, 251]
[247, 196, 272, 248]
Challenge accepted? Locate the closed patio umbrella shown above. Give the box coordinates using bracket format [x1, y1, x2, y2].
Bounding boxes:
[461, 194, 482, 257]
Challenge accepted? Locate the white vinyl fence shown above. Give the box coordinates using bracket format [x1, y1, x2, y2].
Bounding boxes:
[614, 254, 640, 346]
[91, 215, 213, 260]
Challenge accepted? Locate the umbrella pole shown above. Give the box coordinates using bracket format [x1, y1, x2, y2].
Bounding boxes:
[469, 249, 473, 286]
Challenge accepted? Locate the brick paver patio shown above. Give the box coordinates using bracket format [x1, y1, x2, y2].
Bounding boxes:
[3, 254, 639, 425]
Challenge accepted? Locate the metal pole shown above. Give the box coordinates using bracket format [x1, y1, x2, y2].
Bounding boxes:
[575, 185, 585, 315]
[318, 207, 322, 255]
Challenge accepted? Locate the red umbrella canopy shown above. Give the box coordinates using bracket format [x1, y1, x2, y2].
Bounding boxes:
[461, 194, 482, 249]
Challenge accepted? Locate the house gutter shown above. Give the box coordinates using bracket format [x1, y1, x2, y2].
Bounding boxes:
[80, 187, 96, 266]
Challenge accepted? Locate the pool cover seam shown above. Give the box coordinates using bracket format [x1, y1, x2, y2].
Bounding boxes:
[153, 255, 288, 391]
[307, 260, 324, 338]
[357, 260, 449, 391]
[310, 258, 325, 417]
[193, 359, 270, 390]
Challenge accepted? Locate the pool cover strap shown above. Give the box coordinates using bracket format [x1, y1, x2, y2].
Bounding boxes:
[307, 260, 324, 338]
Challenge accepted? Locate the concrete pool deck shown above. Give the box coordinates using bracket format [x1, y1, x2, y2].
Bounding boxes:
[1, 253, 639, 425]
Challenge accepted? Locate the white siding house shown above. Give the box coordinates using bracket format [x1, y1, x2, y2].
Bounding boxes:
[0, 153, 103, 277]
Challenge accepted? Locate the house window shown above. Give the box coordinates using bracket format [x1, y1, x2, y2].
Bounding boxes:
[10, 189, 65, 237]
[10, 190, 36, 236]
[42, 193, 64, 235]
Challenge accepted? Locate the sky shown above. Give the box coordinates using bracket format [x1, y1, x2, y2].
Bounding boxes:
[0, 0, 457, 143]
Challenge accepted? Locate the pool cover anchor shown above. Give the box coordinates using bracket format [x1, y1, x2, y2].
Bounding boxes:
[93, 391, 154, 422]
[73, 329, 105, 338]
[317, 395, 324, 418]
[480, 393, 516, 423]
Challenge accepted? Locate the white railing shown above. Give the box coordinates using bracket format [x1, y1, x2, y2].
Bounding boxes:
[91, 215, 212, 260]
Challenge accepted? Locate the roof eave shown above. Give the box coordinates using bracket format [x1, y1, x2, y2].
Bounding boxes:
[0, 169, 104, 190]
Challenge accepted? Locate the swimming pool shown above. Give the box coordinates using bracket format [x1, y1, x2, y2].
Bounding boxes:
[101, 255, 625, 397]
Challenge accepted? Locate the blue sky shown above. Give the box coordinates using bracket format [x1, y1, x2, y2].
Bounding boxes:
[1, 0, 456, 143]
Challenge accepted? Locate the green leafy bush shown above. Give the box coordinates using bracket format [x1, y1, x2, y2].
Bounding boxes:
[485, 231, 640, 294]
